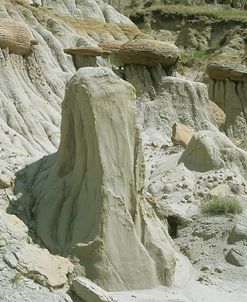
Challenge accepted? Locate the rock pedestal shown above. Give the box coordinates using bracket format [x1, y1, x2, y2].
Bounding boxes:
[207, 61, 247, 148]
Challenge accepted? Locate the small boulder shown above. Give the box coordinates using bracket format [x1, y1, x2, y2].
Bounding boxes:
[0, 174, 11, 188]
[225, 248, 245, 267]
[73, 277, 115, 302]
[171, 123, 194, 147]
[228, 210, 247, 244]
[209, 184, 231, 198]
[117, 39, 180, 66]
[15, 244, 74, 288]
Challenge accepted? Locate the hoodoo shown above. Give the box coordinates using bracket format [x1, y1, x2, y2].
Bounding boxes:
[33, 67, 175, 291]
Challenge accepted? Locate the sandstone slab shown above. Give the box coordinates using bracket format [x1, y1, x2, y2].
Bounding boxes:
[117, 39, 179, 66]
[228, 210, 247, 244]
[206, 61, 247, 81]
[15, 244, 74, 288]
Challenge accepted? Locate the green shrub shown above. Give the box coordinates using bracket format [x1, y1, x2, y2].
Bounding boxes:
[179, 49, 208, 66]
[201, 195, 242, 215]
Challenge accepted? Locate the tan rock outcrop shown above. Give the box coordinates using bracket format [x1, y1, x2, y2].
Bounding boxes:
[33, 67, 175, 291]
[15, 245, 74, 288]
[171, 123, 194, 147]
[117, 39, 180, 66]
[0, 18, 37, 55]
[209, 100, 226, 130]
[64, 47, 104, 56]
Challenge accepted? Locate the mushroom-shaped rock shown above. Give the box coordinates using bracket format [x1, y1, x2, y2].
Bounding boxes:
[99, 40, 125, 53]
[207, 61, 247, 148]
[0, 18, 38, 55]
[206, 61, 247, 81]
[117, 39, 180, 66]
[64, 47, 107, 69]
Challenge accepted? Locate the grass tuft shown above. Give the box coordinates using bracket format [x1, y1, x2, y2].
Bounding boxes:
[11, 272, 23, 284]
[201, 195, 242, 215]
[149, 4, 247, 23]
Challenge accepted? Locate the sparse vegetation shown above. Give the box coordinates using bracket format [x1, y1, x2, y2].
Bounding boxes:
[150, 4, 247, 23]
[179, 49, 209, 67]
[11, 272, 23, 284]
[201, 195, 243, 215]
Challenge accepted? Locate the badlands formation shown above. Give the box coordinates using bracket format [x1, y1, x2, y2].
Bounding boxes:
[0, 0, 247, 302]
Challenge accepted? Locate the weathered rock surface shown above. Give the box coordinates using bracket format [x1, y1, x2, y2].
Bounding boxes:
[30, 67, 175, 291]
[0, 18, 37, 55]
[138, 77, 215, 145]
[124, 63, 163, 99]
[73, 277, 115, 302]
[117, 39, 179, 66]
[99, 40, 125, 52]
[179, 130, 247, 176]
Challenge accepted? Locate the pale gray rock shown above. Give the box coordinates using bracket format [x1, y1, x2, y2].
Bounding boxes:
[228, 210, 247, 244]
[0, 174, 11, 188]
[138, 77, 215, 146]
[179, 130, 247, 177]
[124, 64, 163, 99]
[3, 251, 18, 268]
[73, 277, 115, 302]
[225, 248, 246, 267]
[30, 67, 175, 291]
